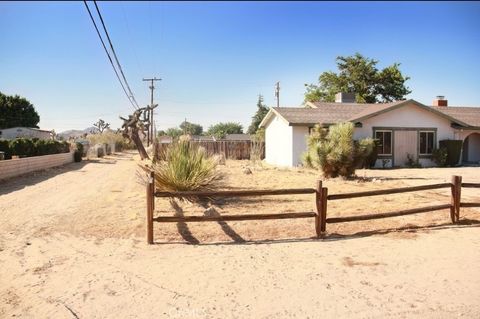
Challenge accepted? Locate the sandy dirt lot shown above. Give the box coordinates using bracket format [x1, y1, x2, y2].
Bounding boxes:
[1, 151, 479, 318]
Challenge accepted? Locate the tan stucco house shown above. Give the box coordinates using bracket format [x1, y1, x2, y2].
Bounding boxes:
[259, 94, 480, 168]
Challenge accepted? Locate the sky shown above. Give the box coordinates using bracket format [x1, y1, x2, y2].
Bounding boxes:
[1, 1, 480, 133]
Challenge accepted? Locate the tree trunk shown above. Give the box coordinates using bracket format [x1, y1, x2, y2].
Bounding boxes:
[131, 129, 149, 160]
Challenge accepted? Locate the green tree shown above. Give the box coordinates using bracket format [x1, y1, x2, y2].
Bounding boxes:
[247, 95, 269, 134]
[304, 53, 411, 103]
[0, 92, 40, 129]
[164, 127, 183, 138]
[179, 121, 203, 135]
[207, 122, 243, 139]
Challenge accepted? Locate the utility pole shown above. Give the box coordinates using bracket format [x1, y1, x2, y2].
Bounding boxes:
[143, 77, 161, 146]
[275, 81, 280, 108]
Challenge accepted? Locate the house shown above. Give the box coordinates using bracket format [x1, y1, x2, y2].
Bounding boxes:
[224, 134, 251, 141]
[0, 127, 53, 140]
[259, 93, 480, 167]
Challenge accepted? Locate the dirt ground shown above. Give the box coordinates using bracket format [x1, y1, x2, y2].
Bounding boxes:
[0, 151, 479, 318]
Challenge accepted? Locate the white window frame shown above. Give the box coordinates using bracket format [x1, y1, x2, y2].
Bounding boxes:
[419, 131, 435, 155]
[375, 130, 393, 156]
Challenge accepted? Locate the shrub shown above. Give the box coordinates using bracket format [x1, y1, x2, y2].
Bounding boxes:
[9, 138, 35, 157]
[0, 139, 12, 159]
[439, 140, 463, 166]
[432, 147, 448, 167]
[152, 141, 223, 197]
[405, 153, 422, 168]
[74, 150, 82, 162]
[302, 122, 374, 178]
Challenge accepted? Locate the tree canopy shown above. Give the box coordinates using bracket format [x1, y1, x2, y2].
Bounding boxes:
[0, 92, 40, 129]
[207, 122, 243, 139]
[179, 121, 203, 135]
[304, 53, 411, 104]
[247, 95, 269, 134]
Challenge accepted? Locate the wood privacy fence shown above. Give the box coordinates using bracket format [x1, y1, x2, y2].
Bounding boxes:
[155, 140, 265, 160]
[145, 174, 480, 244]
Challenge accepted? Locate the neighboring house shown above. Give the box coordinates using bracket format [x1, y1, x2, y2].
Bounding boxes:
[224, 134, 251, 141]
[259, 93, 480, 167]
[191, 135, 216, 142]
[0, 127, 53, 140]
[158, 136, 173, 144]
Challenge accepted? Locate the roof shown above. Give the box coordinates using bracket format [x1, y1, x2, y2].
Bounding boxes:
[0, 127, 52, 133]
[224, 134, 251, 141]
[431, 106, 480, 128]
[259, 100, 480, 129]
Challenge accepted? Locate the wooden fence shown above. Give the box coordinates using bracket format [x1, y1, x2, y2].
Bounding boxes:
[155, 140, 264, 160]
[145, 174, 480, 244]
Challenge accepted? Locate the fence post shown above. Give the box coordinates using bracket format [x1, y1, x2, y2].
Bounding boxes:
[321, 187, 328, 232]
[315, 180, 322, 237]
[147, 171, 154, 244]
[450, 175, 462, 223]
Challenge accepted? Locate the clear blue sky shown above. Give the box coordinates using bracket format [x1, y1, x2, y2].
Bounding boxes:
[1, 1, 480, 132]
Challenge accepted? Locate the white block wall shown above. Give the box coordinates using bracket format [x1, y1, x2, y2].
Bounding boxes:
[0, 152, 74, 180]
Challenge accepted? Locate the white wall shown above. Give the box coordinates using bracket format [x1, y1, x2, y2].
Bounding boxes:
[0, 127, 52, 140]
[265, 115, 293, 167]
[354, 103, 455, 140]
[292, 126, 309, 166]
[354, 103, 456, 167]
[0, 152, 74, 180]
[465, 132, 480, 162]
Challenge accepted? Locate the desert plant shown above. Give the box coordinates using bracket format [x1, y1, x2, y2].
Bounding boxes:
[75, 142, 84, 156]
[152, 141, 223, 197]
[405, 153, 422, 168]
[0, 139, 12, 159]
[250, 128, 265, 164]
[9, 138, 35, 157]
[302, 122, 374, 178]
[432, 147, 448, 167]
[439, 140, 463, 166]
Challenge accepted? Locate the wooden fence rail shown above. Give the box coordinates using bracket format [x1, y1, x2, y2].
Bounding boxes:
[145, 175, 479, 244]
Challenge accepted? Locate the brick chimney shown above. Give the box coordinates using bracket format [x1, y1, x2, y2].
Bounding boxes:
[433, 95, 448, 107]
[335, 92, 356, 103]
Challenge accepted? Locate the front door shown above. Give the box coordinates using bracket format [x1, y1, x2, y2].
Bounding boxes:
[393, 130, 417, 167]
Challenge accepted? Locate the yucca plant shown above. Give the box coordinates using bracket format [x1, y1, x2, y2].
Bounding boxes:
[302, 122, 375, 178]
[152, 141, 223, 197]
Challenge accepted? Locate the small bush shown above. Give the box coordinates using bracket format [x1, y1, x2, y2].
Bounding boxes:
[439, 140, 463, 166]
[9, 138, 35, 157]
[0, 139, 12, 159]
[432, 147, 448, 167]
[152, 141, 223, 197]
[302, 122, 375, 178]
[405, 153, 422, 168]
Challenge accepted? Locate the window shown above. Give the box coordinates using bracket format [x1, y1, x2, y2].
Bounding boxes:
[375, 130, 392, 155]
[419, 131, 435, 155]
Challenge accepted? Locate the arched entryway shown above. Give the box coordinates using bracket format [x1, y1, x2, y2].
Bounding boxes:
[462, 132, 480, 164]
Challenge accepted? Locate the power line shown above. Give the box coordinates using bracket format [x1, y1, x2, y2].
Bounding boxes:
[93, 0, 140, 108]
[83, 0, 138, 111]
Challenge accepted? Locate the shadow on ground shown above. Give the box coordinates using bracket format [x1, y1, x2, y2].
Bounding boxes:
[152, 218, 480, 246]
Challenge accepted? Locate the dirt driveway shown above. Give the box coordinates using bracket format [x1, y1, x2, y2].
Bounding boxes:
[0, 152, 479, 318]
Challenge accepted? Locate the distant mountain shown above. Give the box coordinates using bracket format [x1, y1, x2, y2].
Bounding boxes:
[58, 127, 97, 139]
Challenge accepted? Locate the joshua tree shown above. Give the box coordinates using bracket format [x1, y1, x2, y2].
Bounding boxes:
[93, 119, 110, 133]
[120, 108, 149, 160]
